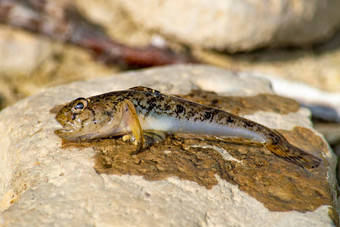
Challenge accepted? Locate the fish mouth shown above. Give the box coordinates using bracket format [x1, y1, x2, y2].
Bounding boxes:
[54, 127, 88, 142]
[55, 121, 98, 141]
[55, 117, 78, 131]
[54, 127, 99, 141]
[54, 120, 80, 139]
[54, 127, 75, 138]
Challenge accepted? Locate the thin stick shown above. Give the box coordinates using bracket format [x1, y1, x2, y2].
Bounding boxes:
[0, 0, 198, 67]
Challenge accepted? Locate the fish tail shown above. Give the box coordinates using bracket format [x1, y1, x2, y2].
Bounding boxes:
[265, 132, 321, 169]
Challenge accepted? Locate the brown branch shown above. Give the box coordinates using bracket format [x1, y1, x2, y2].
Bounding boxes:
[0, 0, 198, 67]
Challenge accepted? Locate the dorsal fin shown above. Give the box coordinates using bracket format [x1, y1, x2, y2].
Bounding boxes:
[129, 86, 161, 94]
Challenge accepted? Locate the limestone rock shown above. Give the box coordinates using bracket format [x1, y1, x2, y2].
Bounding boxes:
[195, 36, 340, 93]
[195, 32, 340, 122]
[72, 0, 153, 46]
[0, 65, 337, 226]
[253, 73, 340, 123]
[116, 0, 340, 51]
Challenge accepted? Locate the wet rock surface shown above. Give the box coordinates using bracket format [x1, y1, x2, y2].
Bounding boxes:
[90, 91, 331, 212]
[0, 65, 337, 226]
[92, 127, 331, 212]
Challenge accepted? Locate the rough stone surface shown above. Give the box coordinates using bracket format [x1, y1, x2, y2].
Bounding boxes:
[0, 65, 337, 226]
[116, 0, 340, 51]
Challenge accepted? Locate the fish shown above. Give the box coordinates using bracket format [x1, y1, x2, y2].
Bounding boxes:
[55, 86, 321, 169]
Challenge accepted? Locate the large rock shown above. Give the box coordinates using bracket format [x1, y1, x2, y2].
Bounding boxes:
[0, 65, 337, 226]
[116, 0, 340, 51]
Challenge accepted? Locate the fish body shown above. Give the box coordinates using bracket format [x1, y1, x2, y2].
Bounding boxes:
[55, 86, 321, 168]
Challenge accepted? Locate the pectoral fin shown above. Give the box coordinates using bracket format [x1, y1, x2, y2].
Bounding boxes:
[143, 131, 167, 147]
[121, 99, 144, 154]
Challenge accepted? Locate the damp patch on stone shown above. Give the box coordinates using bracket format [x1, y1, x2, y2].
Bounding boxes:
[181, 90, 301, 115]
[58, 91, 332, 213]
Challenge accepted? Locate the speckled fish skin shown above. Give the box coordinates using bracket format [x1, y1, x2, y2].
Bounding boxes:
[55, 86, 321, 169]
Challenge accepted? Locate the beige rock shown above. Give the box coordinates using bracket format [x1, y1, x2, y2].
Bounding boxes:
[1, 0, 339, 114]
[116, 0, 340, 51]
[72, 0, 153, 46]
[196, 45, 340, 93]
[0, 65, 337, 226]
[194, 33, 340, 122]
[0, 25, 117, 109]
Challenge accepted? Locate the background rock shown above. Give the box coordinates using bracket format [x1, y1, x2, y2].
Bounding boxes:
[0, 25, 118, 109]
[0, 65, 337, 226]
[0, 1, 340, 111]
[196, 41, 340, 93]
[116, 0, 340, 51]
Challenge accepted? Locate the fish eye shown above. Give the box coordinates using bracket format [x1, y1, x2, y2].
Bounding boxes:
[71, 98, 88, 114]
[75, 102, 84, 110]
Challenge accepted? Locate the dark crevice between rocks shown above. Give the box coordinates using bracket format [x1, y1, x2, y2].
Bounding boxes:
[58, 91, 334, 216]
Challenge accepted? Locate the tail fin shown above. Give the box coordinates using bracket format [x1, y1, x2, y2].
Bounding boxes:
[265, 141, 321, 169]
[265, 131, 321, 169]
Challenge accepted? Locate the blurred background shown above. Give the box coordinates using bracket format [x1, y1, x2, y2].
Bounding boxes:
[0, 0, 339, 165]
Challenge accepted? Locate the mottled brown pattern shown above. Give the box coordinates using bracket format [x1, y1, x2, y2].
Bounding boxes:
[55, 88, 299, 131]
[58, 91, 334, 218]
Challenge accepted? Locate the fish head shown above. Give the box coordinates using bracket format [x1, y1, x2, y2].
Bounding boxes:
[55, 97, 122, 141]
